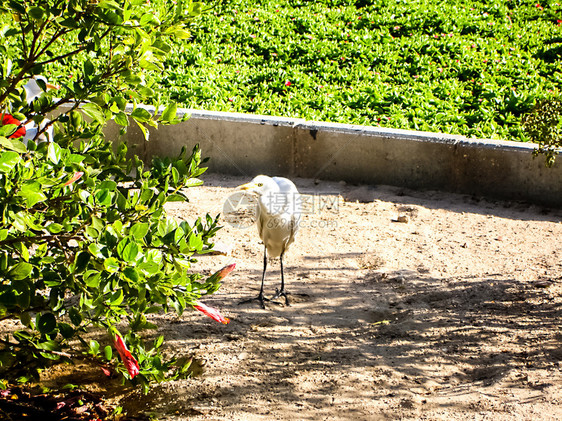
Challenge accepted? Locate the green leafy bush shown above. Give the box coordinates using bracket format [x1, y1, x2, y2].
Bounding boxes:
[523, 95, 562, 166]
[0, 0, 231, 393]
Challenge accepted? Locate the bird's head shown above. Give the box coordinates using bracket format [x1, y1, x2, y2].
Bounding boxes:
[24, 75, 59, 104]
[237, 175, 278, 196]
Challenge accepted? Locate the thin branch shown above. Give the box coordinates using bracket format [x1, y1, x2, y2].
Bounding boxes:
[34, 44, 90, 68]
[22, 97, 78, 142]
[27, 17, 50, 63]
[35, 28, 112, 68]
[0, 232, 79, 247]
[32, 19, 51, 58]
[0, 338, 104, 364]
[19, 19, 28, 58]
[0, 306, 46, 322]
[35, 27, 73, 59]
[0, 64, 34, 104]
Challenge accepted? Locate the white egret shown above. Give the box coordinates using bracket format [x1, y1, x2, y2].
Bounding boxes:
[22, 76, 59, 143]
[238, 175, 302, 308]
[24, 76, 59, 105]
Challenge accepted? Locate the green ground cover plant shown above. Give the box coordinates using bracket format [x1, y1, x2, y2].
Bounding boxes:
[159, 0, 561, 141]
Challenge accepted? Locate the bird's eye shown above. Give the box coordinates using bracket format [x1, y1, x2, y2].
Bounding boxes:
[257, 183, 263, 187]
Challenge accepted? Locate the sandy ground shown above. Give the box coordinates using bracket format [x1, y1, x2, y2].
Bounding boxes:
[104, 172, 562, 420]
[20, 172, 560, 420]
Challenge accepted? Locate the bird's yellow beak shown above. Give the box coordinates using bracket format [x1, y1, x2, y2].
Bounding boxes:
[45, 82, 59, 91]
[237, 182, 258, 191]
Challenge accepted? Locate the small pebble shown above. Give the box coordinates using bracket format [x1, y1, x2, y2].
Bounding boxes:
[392, 215, 409, 223]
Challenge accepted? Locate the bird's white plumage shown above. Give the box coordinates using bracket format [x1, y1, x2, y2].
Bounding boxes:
[24, 78, 44, 105]
[21, 76, 57, 143]
[241, 175, 301, 258]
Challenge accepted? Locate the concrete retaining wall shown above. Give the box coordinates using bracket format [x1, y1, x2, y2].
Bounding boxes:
[104, 107, 562, 207]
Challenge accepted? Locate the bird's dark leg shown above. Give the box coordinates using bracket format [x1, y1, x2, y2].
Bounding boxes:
[257, 246, 268, 308]
[239, 245, 268, 309]
[271, 252, 290, 306]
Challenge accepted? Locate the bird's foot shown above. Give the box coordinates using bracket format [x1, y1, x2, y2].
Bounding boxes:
[270, 289, 290, 306]
[238, 293, 268, 309]
[271, 290, 311, 306]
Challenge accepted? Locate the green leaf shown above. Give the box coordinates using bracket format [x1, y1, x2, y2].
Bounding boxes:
[58, 17, 79, 29]
[161, 102, 177, 122]
[164, 26, 191, 39]
[70, 110, 83, 129]
[0, 151, 21, 172]
[89, 340, 100, 355]
[138, 261, 160, 274]
[95, 189, 113, 206]
[84, 271, 100, 288]
[9, 262, 33, 280]
[82, 102, 105, 124]
[35, 340, 59, 352]
[99, 0, 121, 9]
[114, 111, 128, 126]
[85, 226, 99, 239]
[188, 2, 203, 16]
[188, 234, 203, 250]
[166, 193, 187, 202]
[131, 107, 152, 123]
[110, 289, 124, 306]
[88, 243, 106, 258]
[14, 242, 29, 262]
[131, 222, 149, 240]
[46, 223, 64, 234]
[19, 312, 32, 328]
[74, 251, 90, 273]
[68, 307, 82, 326]
[104, 257, 119, 273]
[0, 137, 27, 153]
[68, 153, 85, 164]
[122, 242, 139, 262]
[58, 323, 75, 339]
[83, 59, 94, 77]
[37, 313, 56, 334]
[139, 52, 164, 71]
[0, 125, 16, 137]
[17, 180, 47, 207]
[185, 178, 204, 187]
[154, 335, 164, 349]
[123, 267, 139, 283]
[104, 345, 112, 361]
[28, 6, 45, 20]
[135, 119, 149, 141]
[47, 142, 62, 165]
[99, 180, 117, 191]
[140, 13, 161, 26]
[139, 187, 154, 203]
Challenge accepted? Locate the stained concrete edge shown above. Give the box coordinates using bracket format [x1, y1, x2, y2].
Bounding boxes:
[99, 106, 562, 207]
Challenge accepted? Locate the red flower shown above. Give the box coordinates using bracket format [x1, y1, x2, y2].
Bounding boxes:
[99, 365, 112, 377]
[113, 335, 140, 378]
[63, 171, 84, 187]
[194, 302, 230, 324]
[1, 114, 26, 139]
[285, 81, 292, 87]
[218, 263, 236, 277]
[206, 263, 236, 284]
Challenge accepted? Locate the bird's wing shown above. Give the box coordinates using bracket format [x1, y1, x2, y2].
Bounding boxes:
[272, 177, 301, 215]
[272, 177, 298, 194]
